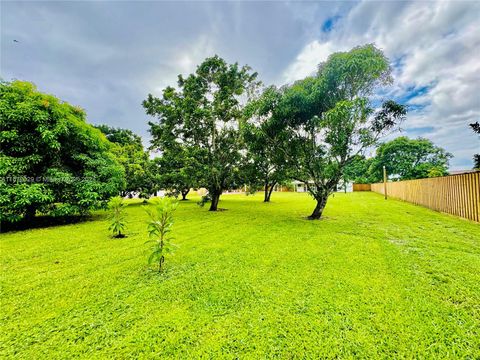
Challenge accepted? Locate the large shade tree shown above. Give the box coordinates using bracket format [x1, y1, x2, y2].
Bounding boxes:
[143, 56, 260, 211]
[242, 86, 290, 202]
[370, 136, 452, 181]
[145, 104, 199, 200]
[271, 44, 407, 219]
[0, 81, 125, 223]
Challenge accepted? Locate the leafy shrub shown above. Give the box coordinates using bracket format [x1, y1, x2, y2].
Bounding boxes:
[245, 185, 257, 196]
[197, 193, 211, 207]
[0, 80, 125, 223]
[144, 197, 178, 272]
[281, 181, 295, 192]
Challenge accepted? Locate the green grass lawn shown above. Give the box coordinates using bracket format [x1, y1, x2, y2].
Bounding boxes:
[1, 192, 479, 358]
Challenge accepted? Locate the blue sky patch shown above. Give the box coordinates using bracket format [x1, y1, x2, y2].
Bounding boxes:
[322, 15, 341, 33]
[405, 126, 435, 136]
[394, 85, 432, 112]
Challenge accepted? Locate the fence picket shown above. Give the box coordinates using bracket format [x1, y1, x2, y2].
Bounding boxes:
[370, 172, 480, 222]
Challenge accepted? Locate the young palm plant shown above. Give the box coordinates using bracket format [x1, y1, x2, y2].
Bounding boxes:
[108, 196, 127, 238]
[144, 197, 178, 272]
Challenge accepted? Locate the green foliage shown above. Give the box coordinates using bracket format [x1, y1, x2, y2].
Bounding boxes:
[144, 55, 260, 211]
[95, 124, 143, 147]
[143, 46, 408, 216]
[474, 155, 480, 170]
[270, 44, 406, 218]
[427, 166, 447, 178]
[96, 125, 156, 198]
[280, 181, 295, 192]
[196, 193, 212, 207]
[144, 197, 178, 272]
[107, 196, 127, 238]
[343, 137, 452, 183]
[342, 155, 376, 184]
[371, 136, 452, 181]
[0, 81, 125, 223]
[2, 193, 479, 358]
[150, 148, 197, 200]
[242, 86, 290, 202]
[244, 184, 257, 196]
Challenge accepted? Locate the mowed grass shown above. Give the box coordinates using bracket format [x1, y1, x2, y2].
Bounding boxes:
[1, 192, 479, 359]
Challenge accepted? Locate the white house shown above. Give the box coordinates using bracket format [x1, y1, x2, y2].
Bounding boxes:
[293, 180, 353, 193]
[336, 180, 353, 193]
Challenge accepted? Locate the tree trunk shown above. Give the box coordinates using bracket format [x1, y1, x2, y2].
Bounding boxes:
[308, 195, 328, 220]
[209, 190, 221, 211]
[181, 188, 190, 201]
[264, 182, 269, 202]
[264, 182, 276, 202]
[24, 205, 36, 223]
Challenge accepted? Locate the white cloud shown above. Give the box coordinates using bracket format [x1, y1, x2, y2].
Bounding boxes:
[149, 34, 216, 94]
[282, 41, 339, 83]
[281, 0, 480, 169]
[175, 35, 215, 74]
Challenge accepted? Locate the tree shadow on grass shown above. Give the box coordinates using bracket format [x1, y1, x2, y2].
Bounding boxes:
[0, 213, 106, 233]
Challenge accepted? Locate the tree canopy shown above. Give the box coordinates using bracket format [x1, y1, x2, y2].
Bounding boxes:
[95, 125, 143, 147]
[242, 85, 290, 202]
[95, 125, 155, 198]
[144, 55, 260, 210]
[263, 44, 407, 219]
[150, 147, 198, 200]
[370, 136, 452, 181]
[0, 81, 125, 223]
[342, 155, 376, 184]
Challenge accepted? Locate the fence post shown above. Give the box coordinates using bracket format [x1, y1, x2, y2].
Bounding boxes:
[383, 166, 387, 200]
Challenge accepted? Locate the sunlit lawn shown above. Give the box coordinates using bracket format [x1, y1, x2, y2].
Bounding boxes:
[1, 192, 479, 358]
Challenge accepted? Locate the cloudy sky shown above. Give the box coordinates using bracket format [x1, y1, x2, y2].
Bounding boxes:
[2, 0, 479, 169]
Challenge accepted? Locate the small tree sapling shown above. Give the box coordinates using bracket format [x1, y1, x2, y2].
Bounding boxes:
[144, 197, 178, 272]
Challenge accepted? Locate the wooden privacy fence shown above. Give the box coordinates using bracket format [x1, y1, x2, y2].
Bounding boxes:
[353, 184, 371, 191]
[371, 171, 480, 222]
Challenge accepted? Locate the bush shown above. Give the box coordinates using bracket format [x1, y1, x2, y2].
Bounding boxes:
[0, 81, 125, 223]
